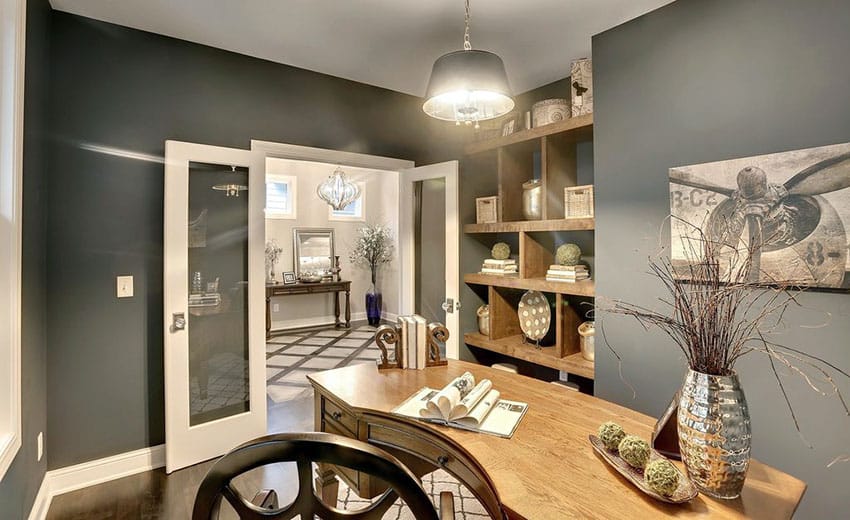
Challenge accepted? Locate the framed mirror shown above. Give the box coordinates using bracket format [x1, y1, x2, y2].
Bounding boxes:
[293, 228, 335, 278]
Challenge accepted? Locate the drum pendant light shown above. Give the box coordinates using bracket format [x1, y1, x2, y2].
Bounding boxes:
[422, 0, 514, 128]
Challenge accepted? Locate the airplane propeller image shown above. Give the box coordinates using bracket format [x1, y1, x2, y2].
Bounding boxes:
[669, 148, 850, 286]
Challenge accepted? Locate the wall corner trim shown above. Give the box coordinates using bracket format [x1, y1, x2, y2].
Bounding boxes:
[28, 445, 166, 519]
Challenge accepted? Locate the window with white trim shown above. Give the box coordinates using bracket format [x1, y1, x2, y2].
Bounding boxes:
[328, 182, 366, 221]
[265, 174, 297, 219]
[0, 0, 25, 479]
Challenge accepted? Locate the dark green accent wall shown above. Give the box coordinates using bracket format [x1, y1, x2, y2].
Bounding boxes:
[593, 0, 850, 516]
[0, 0, 51, 516]
[45, 12, 463, 469]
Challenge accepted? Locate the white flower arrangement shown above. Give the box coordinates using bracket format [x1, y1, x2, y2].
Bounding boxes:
[350, 224, 394, 285]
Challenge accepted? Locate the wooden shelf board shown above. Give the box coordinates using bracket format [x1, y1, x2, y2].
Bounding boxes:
[464, 114, 593, 155]
[464, 273, 595, 297]
[464, 332, 595, 379]
[464, 217, 594, 234]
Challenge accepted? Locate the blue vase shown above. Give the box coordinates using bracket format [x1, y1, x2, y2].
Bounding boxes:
[365, 283, 382, 326]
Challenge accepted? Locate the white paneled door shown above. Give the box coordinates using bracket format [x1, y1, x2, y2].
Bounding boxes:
[163, 141, 266, 473]
[399, 161, 460, 359]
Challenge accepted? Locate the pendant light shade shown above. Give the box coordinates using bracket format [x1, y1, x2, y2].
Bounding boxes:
[423, 50, 514, 124]
[422, 0, 514, 126]
[317, 166, 361, 210]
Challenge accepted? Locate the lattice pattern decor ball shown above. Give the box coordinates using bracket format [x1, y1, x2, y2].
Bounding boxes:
[644, 459, 680, 497]
[555, 243, 582, 265]
[597, 421, 626, 451]
[491, 242, 511, 260]
[618, 435, 650, 469]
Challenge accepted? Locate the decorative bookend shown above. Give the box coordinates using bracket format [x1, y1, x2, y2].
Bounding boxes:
[373, 321, 449, 369]
[652, 390, 682, 461]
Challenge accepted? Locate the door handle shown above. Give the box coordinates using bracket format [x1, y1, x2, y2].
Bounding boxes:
[441, 298, 454, 313]
[171, 312, 186, 332]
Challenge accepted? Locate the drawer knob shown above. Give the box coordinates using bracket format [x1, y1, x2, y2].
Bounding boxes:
[437, 455, 449, 466]
[331, 411, 342, 421]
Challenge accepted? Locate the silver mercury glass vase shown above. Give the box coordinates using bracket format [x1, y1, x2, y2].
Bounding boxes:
[677, 369, 751, 499]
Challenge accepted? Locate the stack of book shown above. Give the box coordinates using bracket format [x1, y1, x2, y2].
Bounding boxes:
[546, 265, 589, 283]
[398, 314, 428, 369]
[481, 259, 517, 275]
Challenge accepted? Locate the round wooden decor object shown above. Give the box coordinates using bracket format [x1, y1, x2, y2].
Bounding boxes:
[518, 290, 551, 341]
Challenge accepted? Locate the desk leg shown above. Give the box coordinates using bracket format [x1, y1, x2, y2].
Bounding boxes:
[266, 295, 271, 340]
[315, 465, 340, 507]
[334, 291, 341, 329]
[345, 289, 351, 328]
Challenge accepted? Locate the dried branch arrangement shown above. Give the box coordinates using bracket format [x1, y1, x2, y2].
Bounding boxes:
[603, 217, 849, 440]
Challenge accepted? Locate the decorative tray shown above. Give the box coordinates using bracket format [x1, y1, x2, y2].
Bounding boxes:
[589, 435, 697, 504]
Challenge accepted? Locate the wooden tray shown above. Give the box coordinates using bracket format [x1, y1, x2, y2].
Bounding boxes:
[589, 435, 698, 504]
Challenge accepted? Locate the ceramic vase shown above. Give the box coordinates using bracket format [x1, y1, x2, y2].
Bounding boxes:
[677, 369, 751, 499]
[365, 282, 382, 326]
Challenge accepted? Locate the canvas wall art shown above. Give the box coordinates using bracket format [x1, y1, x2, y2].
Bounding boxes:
[669, 142, 850, 290]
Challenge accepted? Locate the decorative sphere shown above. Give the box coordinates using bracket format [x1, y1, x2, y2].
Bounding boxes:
[598, 421, 626, 451]
[491, 242, 511, 260]
[645, 459, 680, 496]
[618, 435, 650, 469]
[555, 243, 582, 266]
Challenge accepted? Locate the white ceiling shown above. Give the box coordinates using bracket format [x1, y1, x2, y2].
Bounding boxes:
[49, 0, 673, 96]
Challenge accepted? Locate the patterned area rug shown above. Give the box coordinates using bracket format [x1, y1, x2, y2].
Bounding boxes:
[336, 468, 490, 520]
[266, 323, 383, 403]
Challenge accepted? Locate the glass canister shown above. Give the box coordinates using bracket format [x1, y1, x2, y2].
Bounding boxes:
[477, 305, 490, 336]
[522, 179, 542, 220]
[578, 321, 595, 361]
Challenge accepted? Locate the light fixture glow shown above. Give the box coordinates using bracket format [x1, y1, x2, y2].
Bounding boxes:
[423, 0, 514, 127]
[317, 166, 361, 210]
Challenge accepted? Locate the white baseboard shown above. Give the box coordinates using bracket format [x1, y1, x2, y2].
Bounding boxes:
[28, 445, 165, 519]
[271, 311, 367, 332]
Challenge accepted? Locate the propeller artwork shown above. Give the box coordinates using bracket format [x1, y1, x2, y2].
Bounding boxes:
[669, 143, 850, 289]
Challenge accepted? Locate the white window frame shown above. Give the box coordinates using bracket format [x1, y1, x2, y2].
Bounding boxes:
[264, 173, 297, 219]
[328, 182, 366, 222]
[0, 0, 26, 479]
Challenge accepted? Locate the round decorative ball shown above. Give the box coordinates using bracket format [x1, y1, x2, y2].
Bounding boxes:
[491, 242, 511, 260]
[555, 243, 582, 266]
[597, 421, 626, 451]
[618, 435, 650, 469]
[644, 459, 680, 496]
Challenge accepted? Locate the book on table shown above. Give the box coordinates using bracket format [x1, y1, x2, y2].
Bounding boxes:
[392, 371, 528, 438]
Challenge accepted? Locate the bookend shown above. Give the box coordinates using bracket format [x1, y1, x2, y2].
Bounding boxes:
[652, 389, 682, 461]
[374, 322, 449, 369]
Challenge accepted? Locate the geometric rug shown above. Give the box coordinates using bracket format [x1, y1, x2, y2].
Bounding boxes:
[266, 322, 383, 403]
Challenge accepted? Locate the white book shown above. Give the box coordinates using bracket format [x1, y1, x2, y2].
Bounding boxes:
[414, 315, 427, 370]
[397, 316, 408, 368]
[483, 259, 516, 265]
[404, 316, 418, 369]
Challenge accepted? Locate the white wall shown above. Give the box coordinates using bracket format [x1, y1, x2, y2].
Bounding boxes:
[265, 158, 399, 330]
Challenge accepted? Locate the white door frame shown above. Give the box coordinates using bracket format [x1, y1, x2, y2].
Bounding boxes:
[399, 161, 460, 359]
[250, 140, 414, 319]
[163, 141, 266, 473]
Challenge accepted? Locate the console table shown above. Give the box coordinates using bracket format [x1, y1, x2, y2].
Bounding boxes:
[307, 361, 806, 520]
[266, 280, 351, 339]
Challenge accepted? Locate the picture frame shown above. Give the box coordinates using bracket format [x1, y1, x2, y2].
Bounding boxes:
[282, 271, 297, 285]
[501, 118, 516, 136]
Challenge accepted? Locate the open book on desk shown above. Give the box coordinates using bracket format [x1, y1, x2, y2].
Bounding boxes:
[392, 371, 528, 438]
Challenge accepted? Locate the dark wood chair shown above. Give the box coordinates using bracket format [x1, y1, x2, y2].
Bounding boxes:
[192, 432, 455, 520]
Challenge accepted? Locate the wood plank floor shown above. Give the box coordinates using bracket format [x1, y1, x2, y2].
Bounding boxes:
[46, 396, 313, 520]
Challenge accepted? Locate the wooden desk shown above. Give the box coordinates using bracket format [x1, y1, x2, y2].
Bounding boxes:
[266, 280, 351, 338]
[307, 361, 806, 520]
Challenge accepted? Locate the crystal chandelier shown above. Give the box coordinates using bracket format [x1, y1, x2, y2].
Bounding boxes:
[317, 166, 361, 210]
[422, 0, 514, 128]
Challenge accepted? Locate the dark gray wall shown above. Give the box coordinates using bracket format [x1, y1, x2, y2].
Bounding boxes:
[45, 12, 463, 469]
[593, 0, 850, 517]
[0, 0, 51, 516]
[415, 178, 447, 324]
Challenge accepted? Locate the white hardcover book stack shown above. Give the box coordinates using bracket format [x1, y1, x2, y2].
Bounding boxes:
[481, 258, 518, 275]
[414, 315, 427, 370]
[546, 264, 590, 282]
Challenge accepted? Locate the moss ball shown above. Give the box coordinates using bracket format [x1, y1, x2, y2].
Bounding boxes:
[618, 435, 650, 469]
[598, 422, 626, 451]
[491, 242, 511, 260]
[555, 243, 582, 265]
[644, 459, 680, 496]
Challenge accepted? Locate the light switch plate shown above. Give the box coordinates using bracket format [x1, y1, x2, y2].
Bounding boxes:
[117, 275, 134, 298]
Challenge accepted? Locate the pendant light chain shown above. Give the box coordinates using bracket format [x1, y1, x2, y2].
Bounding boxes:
[463, 0, 472, 51]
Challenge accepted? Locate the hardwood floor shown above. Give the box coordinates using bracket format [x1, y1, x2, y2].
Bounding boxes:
[46, 396, 314, 519]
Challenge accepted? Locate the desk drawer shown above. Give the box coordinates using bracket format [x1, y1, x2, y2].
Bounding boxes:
[322, 397, 358, 436]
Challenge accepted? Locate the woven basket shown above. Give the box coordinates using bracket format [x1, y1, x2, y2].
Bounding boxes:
[564, 185, 594, 217]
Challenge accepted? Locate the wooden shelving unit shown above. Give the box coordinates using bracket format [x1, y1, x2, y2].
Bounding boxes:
[462, 114, 595, 380]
